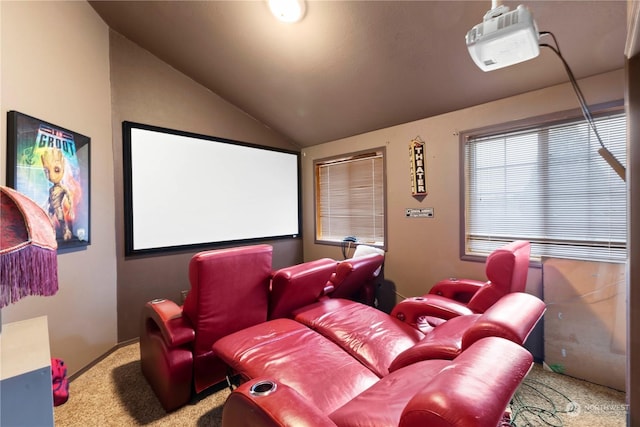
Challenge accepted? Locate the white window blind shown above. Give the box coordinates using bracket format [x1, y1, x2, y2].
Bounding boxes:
[315, 151, 385, 246]
[465, 111, 626, 262]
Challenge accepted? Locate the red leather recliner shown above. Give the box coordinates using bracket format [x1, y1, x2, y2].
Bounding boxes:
[139, 244, 274, 412]
[394, 240, 531, 327]
[215, 329, 533, 427]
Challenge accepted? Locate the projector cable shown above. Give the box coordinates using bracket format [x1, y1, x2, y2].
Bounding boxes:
[539, 31, 626, 181]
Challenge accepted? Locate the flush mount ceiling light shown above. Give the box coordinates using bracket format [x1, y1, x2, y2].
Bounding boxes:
[268, 0, 306, 23]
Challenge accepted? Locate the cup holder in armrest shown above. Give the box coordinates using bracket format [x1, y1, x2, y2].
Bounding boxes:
[249, 380, 278, 397]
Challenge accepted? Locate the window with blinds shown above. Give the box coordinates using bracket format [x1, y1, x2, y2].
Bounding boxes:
[315, 149, 386, 247]
[463, 109, 626, 262]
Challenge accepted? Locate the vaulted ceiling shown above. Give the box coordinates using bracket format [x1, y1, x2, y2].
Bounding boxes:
[89, 1, 628, 148]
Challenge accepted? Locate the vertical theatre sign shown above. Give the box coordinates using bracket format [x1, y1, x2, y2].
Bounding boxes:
[409, 137, 427, 196]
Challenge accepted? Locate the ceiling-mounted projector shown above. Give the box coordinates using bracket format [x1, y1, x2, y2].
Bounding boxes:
[466, 4, 540, 71]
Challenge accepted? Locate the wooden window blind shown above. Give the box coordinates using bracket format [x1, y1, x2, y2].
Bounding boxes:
[315, 150, 385, 247]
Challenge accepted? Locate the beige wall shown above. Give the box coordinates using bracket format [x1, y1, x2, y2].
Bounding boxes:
[302, 69, 624, 301]
[108, 32, 302, 341]
[1, 2, 117, 374]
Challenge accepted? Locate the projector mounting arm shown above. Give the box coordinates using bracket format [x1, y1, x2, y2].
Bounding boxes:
[483, 5, 510, 21]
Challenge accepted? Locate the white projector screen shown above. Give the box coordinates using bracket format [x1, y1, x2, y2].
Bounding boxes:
[123, 122, 300, 256]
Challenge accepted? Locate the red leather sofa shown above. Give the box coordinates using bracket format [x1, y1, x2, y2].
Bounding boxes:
[213, 268, 543, 426]
[216, 335, 532, 427]
[212, 249, 544, 426]
[140, 243, 545, 423]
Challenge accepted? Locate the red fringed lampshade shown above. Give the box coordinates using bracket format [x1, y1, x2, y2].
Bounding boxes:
[0, 186, 58, 308]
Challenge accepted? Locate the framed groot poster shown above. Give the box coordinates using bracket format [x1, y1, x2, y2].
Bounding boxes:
[6, 111, 91, 249]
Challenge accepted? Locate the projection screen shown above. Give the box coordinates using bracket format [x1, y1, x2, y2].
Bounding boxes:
[122, 121, 300, 256]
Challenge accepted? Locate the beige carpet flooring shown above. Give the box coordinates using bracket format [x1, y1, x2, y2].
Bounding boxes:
[54, 342, 627, 426]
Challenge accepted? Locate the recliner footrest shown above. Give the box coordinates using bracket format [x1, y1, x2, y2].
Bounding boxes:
[213, 318, 379, 414]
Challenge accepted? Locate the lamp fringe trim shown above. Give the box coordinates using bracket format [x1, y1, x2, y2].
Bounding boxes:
[0, 245, 59, 308]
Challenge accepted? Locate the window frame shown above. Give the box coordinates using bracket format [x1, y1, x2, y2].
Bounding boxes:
[459, 100, 626, 264]
[313, 147, 387, 250]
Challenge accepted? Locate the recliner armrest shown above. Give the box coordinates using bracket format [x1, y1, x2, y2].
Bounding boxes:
[461, 292, 546, 351]
[400, 337, 533, 427]
[222, 378, 337, 427]
[388, 314, 481, 372]
[428, 278, 485, 302]
[142, 299, 195, 347]
[390, 296, 474, 330]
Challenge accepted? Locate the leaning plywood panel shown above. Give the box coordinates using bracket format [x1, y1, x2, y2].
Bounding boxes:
[543, 257, 626, 391]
